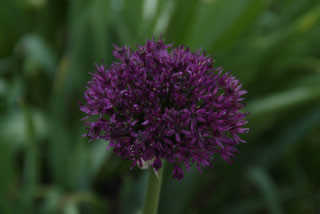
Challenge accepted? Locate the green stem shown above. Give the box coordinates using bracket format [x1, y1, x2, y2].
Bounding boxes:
[19, 97, 38, 209]
[143, 167, 164, 214]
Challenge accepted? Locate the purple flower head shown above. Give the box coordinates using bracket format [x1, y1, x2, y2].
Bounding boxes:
[80, 38, 249, 180]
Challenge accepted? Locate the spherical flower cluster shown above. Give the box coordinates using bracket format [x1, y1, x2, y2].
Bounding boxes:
[80, 39, 248, 180]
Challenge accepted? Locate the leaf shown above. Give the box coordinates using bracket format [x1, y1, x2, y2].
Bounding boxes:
[246, 85, 320, 116]
[248, 167, 283, 214]
[15, 34, 57, 77]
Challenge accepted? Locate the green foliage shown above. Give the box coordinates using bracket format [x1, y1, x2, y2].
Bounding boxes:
[1, 0, 320, 213]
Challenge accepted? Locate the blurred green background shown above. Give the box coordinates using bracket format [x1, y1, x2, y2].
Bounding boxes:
[1, 0, 320, 213]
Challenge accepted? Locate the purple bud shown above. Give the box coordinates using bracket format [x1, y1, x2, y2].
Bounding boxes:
[172, 165, 184, 181]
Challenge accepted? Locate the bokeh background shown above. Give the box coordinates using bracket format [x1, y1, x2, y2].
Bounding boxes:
[1, 0, 320, 213]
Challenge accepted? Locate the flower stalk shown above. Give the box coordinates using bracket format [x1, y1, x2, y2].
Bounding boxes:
[143, 167, 164, 214]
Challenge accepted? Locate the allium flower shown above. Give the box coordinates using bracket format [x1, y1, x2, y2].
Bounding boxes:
[80, 38, 248, 180]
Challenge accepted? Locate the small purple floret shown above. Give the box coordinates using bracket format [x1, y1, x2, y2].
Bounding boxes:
[80, 38, 249, 180]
